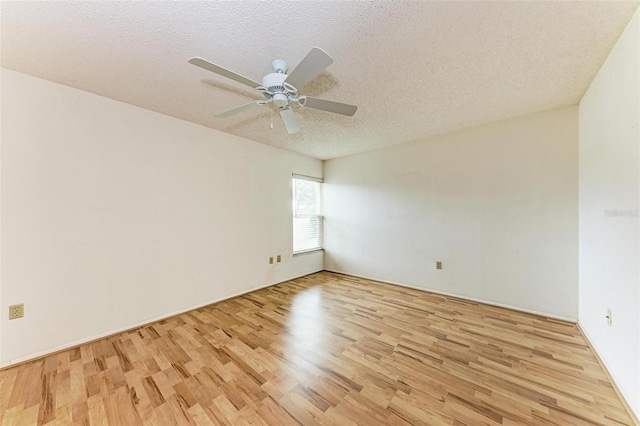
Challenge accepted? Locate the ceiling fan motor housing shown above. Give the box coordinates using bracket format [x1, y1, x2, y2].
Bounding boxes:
[262, 72, 294, 107]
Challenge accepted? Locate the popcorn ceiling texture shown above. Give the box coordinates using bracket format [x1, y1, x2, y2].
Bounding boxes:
[1, 1, 638, 160]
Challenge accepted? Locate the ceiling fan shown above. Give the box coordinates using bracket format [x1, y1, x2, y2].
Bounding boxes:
[189, 47, 357, 134]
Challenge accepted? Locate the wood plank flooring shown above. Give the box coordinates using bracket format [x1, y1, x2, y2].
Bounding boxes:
[0, 271, 634, 425]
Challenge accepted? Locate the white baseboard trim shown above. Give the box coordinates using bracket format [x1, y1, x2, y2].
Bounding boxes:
[0, 269, 323, 369]
[324, 269, 577, 323]
[577, 322, 640, 424]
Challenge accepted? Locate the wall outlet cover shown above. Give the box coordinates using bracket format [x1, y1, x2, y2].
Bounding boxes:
[9, 304, 24, 320]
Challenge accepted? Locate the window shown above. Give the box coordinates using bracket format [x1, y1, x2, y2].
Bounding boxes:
[292, 174, 323, 254]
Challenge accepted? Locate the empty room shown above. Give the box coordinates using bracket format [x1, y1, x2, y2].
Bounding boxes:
[1, 1, 639, 425]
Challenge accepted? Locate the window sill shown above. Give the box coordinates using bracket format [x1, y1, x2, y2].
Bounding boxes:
[293, 248, 324, 257]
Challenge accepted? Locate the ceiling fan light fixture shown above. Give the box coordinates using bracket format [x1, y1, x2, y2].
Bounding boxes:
[272, 93, 288, 108]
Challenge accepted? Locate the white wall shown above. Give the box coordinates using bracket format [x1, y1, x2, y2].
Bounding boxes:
[579, 7, 640, 419]
[324, 107, 578, 320]
[0, 69, 323, 366]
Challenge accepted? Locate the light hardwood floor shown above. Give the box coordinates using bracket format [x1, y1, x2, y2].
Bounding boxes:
[0, 271, 635, 425]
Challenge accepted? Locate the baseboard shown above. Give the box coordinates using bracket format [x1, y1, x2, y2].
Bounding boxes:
[577, 322, 640, 425]
[324, 269, 577, 323]
[0, 269, 323, 370]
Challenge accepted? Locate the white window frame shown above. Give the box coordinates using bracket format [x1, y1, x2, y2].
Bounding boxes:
[292, 174, 323, 255]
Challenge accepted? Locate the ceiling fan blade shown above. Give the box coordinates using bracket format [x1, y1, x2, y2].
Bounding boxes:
[189, 57, 261, 89]
[279, 107, 300, 134]
[300, 97, 357, 116]
[215, 101, 262, 118]
[285, 47, 333, 90]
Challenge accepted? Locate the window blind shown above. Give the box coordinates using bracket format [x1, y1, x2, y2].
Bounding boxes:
[292, 175, 323, 254]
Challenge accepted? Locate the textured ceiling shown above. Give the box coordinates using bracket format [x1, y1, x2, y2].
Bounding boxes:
[1, 2, 638, 160]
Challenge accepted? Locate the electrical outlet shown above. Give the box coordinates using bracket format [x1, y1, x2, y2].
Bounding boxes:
[269, 257, 274, 264]
[606, 308, 612, 326]
[277, 255, 281, 263]
[9, 304, 24, 320]
[436, 261, 442, 270]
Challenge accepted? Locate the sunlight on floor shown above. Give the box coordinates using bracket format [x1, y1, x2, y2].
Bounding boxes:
[286, 286, 326, 369]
